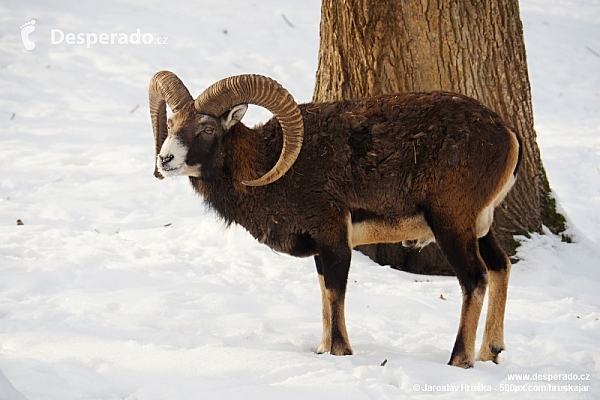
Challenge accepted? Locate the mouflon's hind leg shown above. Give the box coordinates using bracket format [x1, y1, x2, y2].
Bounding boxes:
[477, 230, 511, 363]
[429, 217, 487, 368]
[314, 227, 353, 356]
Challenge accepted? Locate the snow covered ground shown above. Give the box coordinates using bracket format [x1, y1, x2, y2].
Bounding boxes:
[0, 0, 598, 399]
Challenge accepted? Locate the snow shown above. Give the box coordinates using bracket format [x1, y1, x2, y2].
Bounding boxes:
[1, 0, 599, 398]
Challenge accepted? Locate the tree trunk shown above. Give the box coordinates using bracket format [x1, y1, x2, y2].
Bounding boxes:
[313, 0, 564, 275]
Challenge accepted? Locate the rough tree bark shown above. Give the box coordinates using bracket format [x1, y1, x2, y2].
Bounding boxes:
[313, 0, 564, 275]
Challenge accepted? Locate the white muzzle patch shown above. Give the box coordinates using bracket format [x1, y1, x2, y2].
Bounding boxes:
[157, 136, 188, 177]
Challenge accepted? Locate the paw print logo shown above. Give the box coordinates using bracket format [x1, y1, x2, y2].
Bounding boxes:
[20, 20, 36, 50]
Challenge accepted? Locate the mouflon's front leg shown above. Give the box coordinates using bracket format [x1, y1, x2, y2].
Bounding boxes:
[314, 219, 353, 356]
